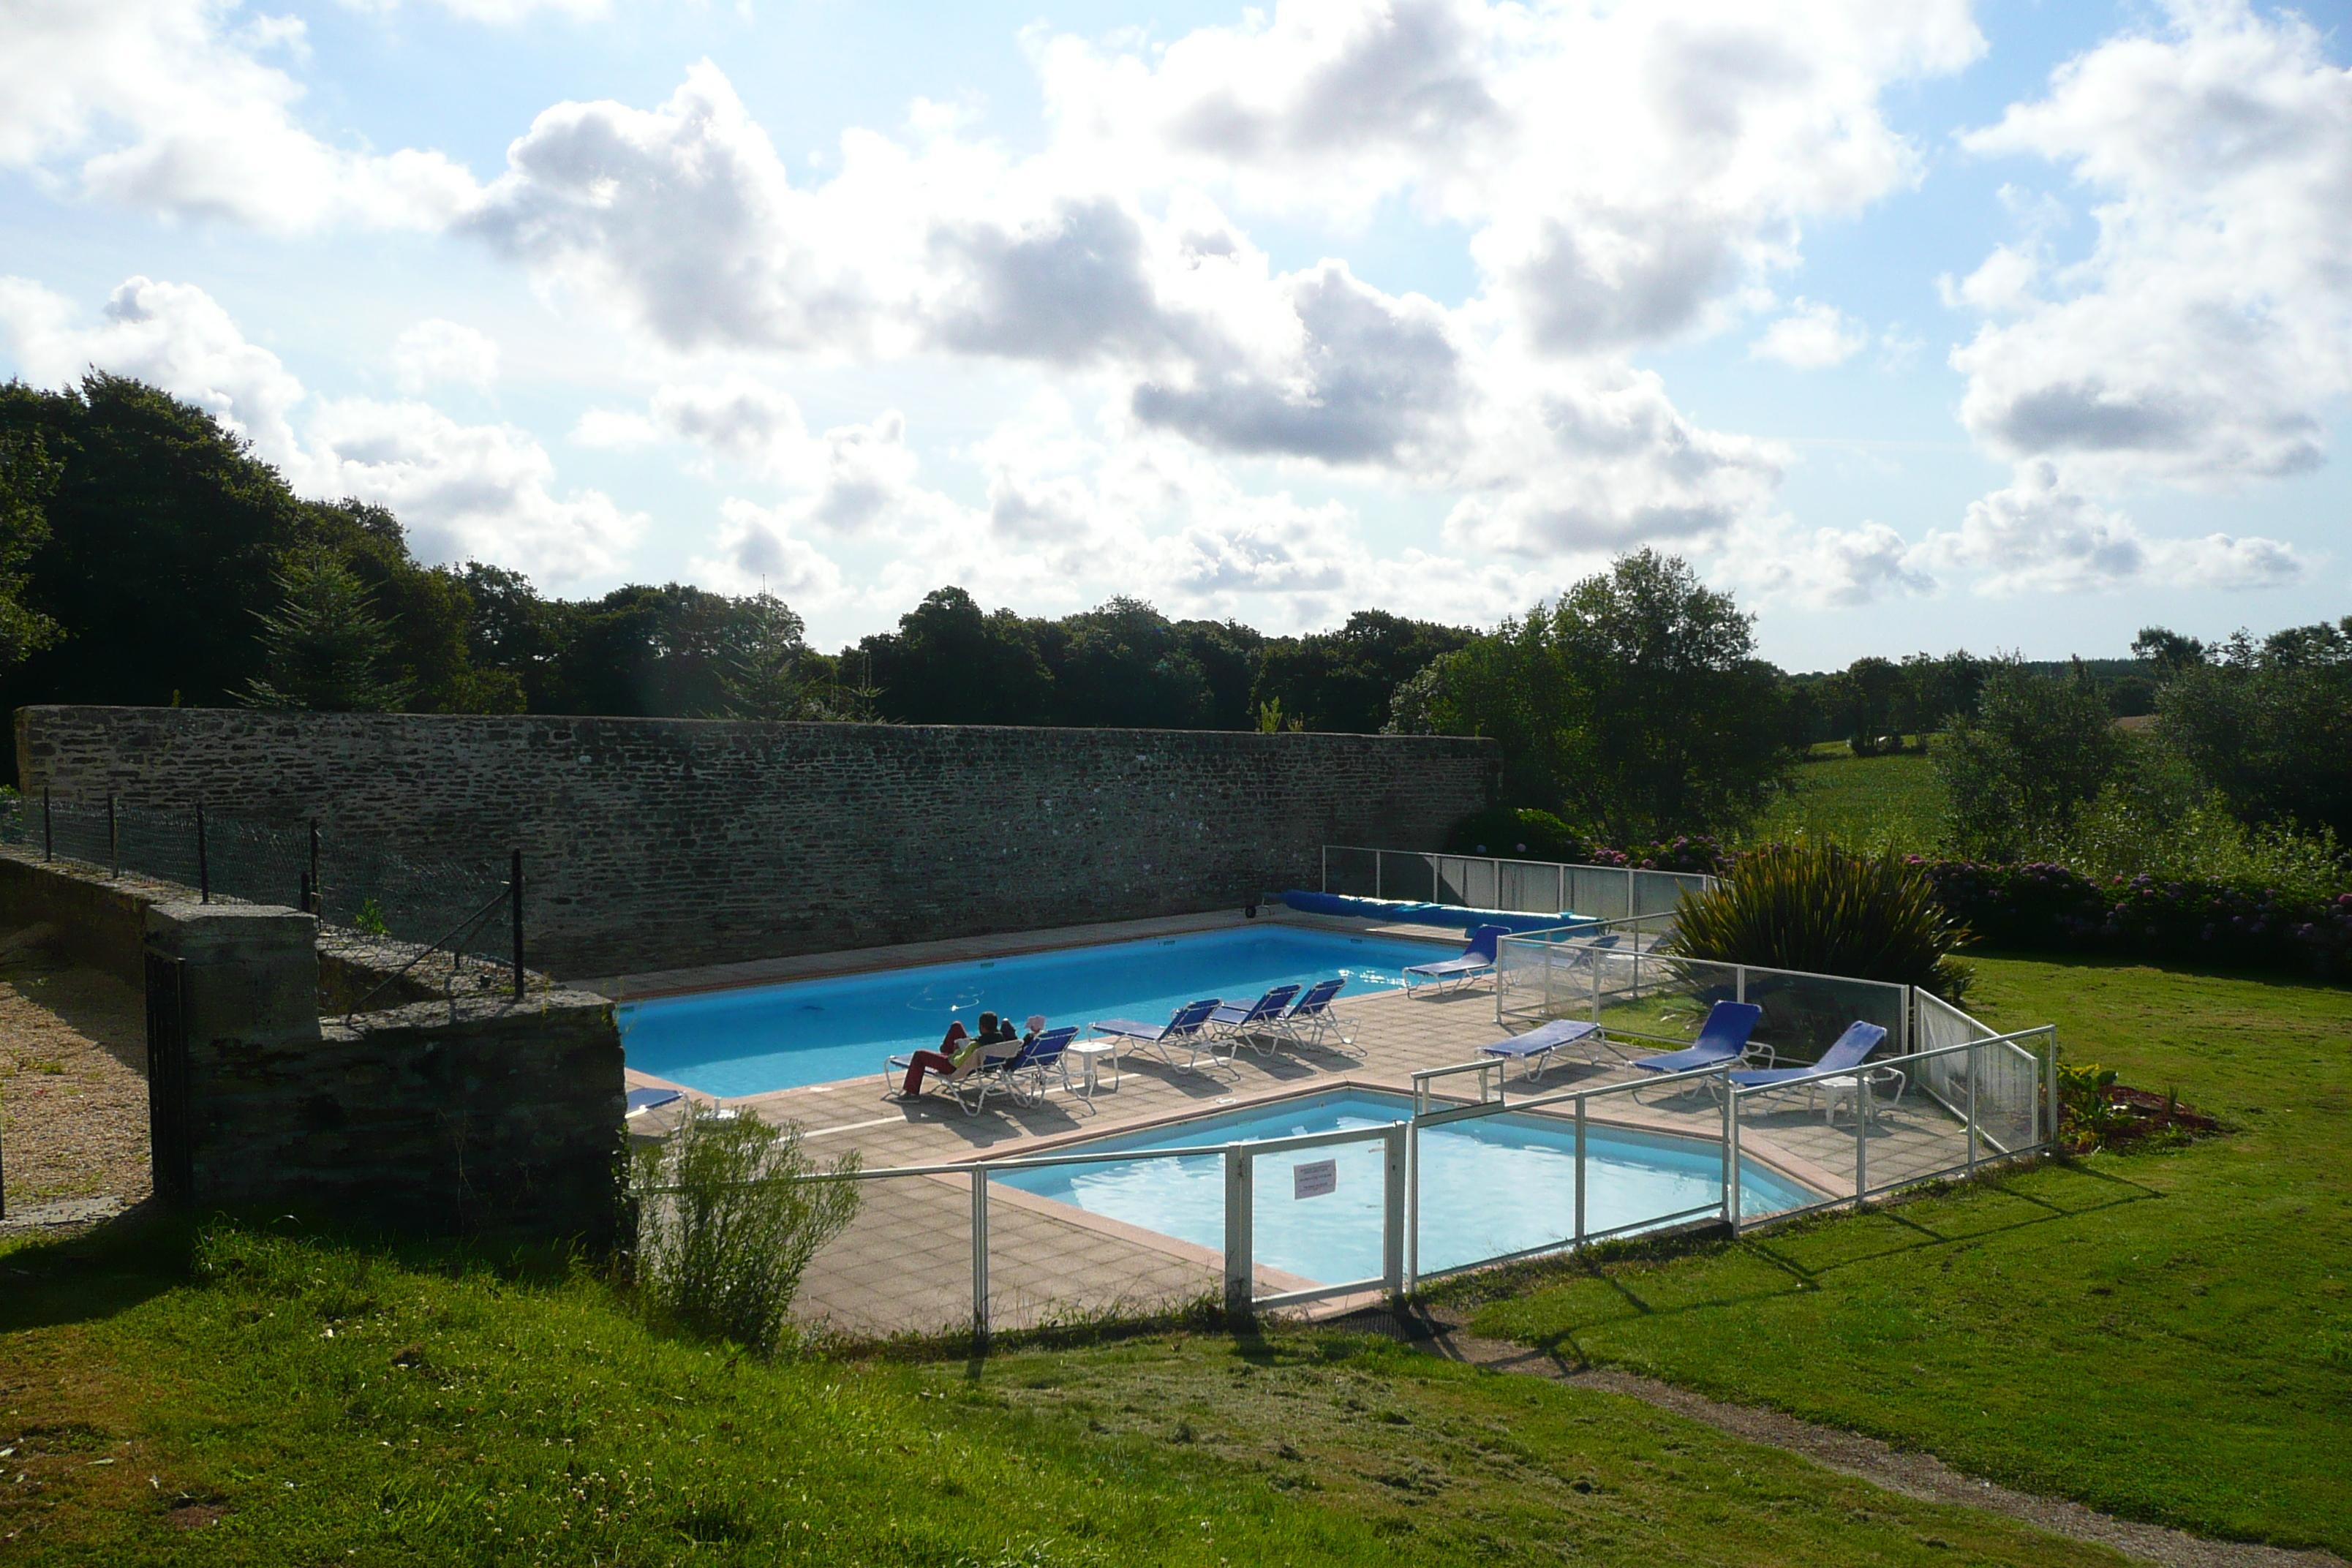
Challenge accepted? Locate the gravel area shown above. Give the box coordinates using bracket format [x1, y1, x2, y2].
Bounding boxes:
[0, 924, 149, 1227]
[1341, 1304, 2346, 1568]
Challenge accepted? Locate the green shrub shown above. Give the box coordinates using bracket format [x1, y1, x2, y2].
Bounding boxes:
[629, 1105, 862, 1356]
[1444, 804, 1586, 861]
[1665, 841, 1972, 999]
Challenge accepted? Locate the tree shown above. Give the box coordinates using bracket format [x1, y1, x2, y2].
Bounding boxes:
[1251, 610, 1474, 734]
[2132, 626, 2209, 679]
[0, 375, 503, 734]
[2156, 617, 2352, 838]
[1935, 662, 2124, 859]
[717, 592, 813, 721]
[1047, 596, 1213, 728]
[242, 549, 413, 712]
[856, 587, 1055, 725]
[0, 428, 63, 668]
[1391, 550, 1790, 842]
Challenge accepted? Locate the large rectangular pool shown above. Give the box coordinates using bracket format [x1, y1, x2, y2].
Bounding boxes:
[994, 1088, 1817, 1284]
[619, 927, 1458, 1098]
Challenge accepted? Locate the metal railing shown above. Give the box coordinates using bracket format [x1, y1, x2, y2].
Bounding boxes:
[673, 990, 2052, 1342]
[4, 791, 517, 960]
[750, 1117, 1410, 1343]
[1399, 1019, 2057, 1287]
[1321, 845, 1714, 924]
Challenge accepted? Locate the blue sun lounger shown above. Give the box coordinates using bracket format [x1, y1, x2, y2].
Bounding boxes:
[1478, 1017, 1607, 1082]
[1089, 998, 1226, 1072]
[1629, 1001, 1766, 1096]
[1724, 1021, 1885, 1093]
[1276, 978, 1352, 1050]
[1207, 985, 1300, 1056]
[1402, 924, 1509, 995]
[1722, 1021, 1896, 1120]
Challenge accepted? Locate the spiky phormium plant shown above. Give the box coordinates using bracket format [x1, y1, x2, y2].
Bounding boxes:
[1665, 842, 1973, 1000]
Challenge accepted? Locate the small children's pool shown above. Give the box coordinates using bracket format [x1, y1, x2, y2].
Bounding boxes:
[994, 1089, 1817, 1285]
[619, 927, 1458, 1098]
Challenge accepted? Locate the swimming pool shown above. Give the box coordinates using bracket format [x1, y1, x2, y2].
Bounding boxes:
[992, 1088, 1817, 1284]
[619, 927, 1458, 1098]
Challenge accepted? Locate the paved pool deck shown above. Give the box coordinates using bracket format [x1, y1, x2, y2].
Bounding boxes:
[619, 916, 2000, 1342]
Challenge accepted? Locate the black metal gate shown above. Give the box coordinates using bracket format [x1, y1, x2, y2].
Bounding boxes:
[144, 950, 193, 1207]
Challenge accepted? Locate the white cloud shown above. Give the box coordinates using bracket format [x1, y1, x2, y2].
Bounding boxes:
[0, 275, 638, 583]
[0, 274, 308, 464]
[1748, 300, 1867, 369]
[335, 0, 611, 21]
[1950, 0, 2352, 487]
[298, 398, 642, 581]
[392, 320, 500, 394]
[1039, 0, 1985, 351]
[0, 0, 478, 233]
[1915, 460, 2304, 596]
[1718, 516, 1934, 606]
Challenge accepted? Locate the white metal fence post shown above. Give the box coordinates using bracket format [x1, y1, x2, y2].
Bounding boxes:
[1573, 1095, 1588, 1249]
[1404, 1120, 1421, 1292]
[2046, 1030, 2060, 1152]
[1854, 1089, 1869, 1210]
[970, 1166, 990, 1346]
[1735, 964, 1746, 1005]
[1726, 1084, 1744, 1237]
[1719, 1070, 1735, 1229]
[1382, 1127, 1406, 1295]
[1965, 1039, 1980, 1175]
[1223, 1146, 1253, 1322]
[1374, 850, 1384, 901]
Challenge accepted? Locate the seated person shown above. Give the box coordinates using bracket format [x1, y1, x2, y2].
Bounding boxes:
[900, 1019, 984, 1097]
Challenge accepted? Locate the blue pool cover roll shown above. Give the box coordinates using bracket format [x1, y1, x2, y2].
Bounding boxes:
[1281, 889, 1599, 935]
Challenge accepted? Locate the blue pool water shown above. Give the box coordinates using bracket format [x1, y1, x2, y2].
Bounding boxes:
[619, 928, 1459, 1098]
[993, 1089, 1818, 1284]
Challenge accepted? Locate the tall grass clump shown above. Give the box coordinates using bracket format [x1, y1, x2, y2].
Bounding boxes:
[629, 1104, 862, 1356]
[1667, 841, 1974, 999]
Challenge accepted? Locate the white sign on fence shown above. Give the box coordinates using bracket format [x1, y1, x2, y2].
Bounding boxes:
[1293, 1158, 1337, 1200]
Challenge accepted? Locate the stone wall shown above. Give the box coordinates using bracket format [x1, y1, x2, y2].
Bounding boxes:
[0, 846, 169, 984]
[146, 900, 623, 1244]
[19, 708, 1499, 978]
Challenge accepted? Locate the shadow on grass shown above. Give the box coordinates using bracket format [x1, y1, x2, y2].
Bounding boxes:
[0, 1205, 190, 1333]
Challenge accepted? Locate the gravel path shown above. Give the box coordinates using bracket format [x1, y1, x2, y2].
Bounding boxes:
[0, 925, 149, 1228]
[1338, 1305, 2344, 1568]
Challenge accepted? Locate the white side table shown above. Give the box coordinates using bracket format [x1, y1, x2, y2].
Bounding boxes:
[1068, 1039, 1121, 1100]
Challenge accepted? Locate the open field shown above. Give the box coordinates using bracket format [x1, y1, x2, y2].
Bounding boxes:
[1458, 955, 2352, 1553]
[1747, 749, 1948, 853]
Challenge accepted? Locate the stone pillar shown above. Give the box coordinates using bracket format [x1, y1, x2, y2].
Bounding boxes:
[142, 902, 320, 1209]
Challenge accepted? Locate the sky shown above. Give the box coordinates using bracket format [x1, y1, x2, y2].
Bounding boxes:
[3, 0, 2349, 671]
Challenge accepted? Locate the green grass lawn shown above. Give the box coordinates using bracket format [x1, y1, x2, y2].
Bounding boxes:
[1456, 954, 2352, 1553]
[1747, 750, 1948, 853]
[0, 1223, 2131, 1567]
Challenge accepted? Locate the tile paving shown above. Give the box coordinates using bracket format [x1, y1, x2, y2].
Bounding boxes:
[625, 919, 2009, 1341]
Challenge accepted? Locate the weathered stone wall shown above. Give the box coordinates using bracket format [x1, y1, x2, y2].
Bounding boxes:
[20, 708, 1499, 977]
[0, 845, 171, 984]
[146, 900, 623, 1245]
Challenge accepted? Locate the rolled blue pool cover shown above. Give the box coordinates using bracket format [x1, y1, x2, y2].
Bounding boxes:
[1281, 889, 1599, 935]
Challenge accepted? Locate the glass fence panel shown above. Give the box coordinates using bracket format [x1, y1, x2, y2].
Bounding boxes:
[1323, 846, 1381, 898]
[1249, 1136, 1389, 1292]
[984, 1156, 1225, 1330]
[1410, 1108, 1583, 1275]
[1382, 851, 1439, 903]
[1564, 867, 1632, 921]
[1740, 969, 1908, 1066]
